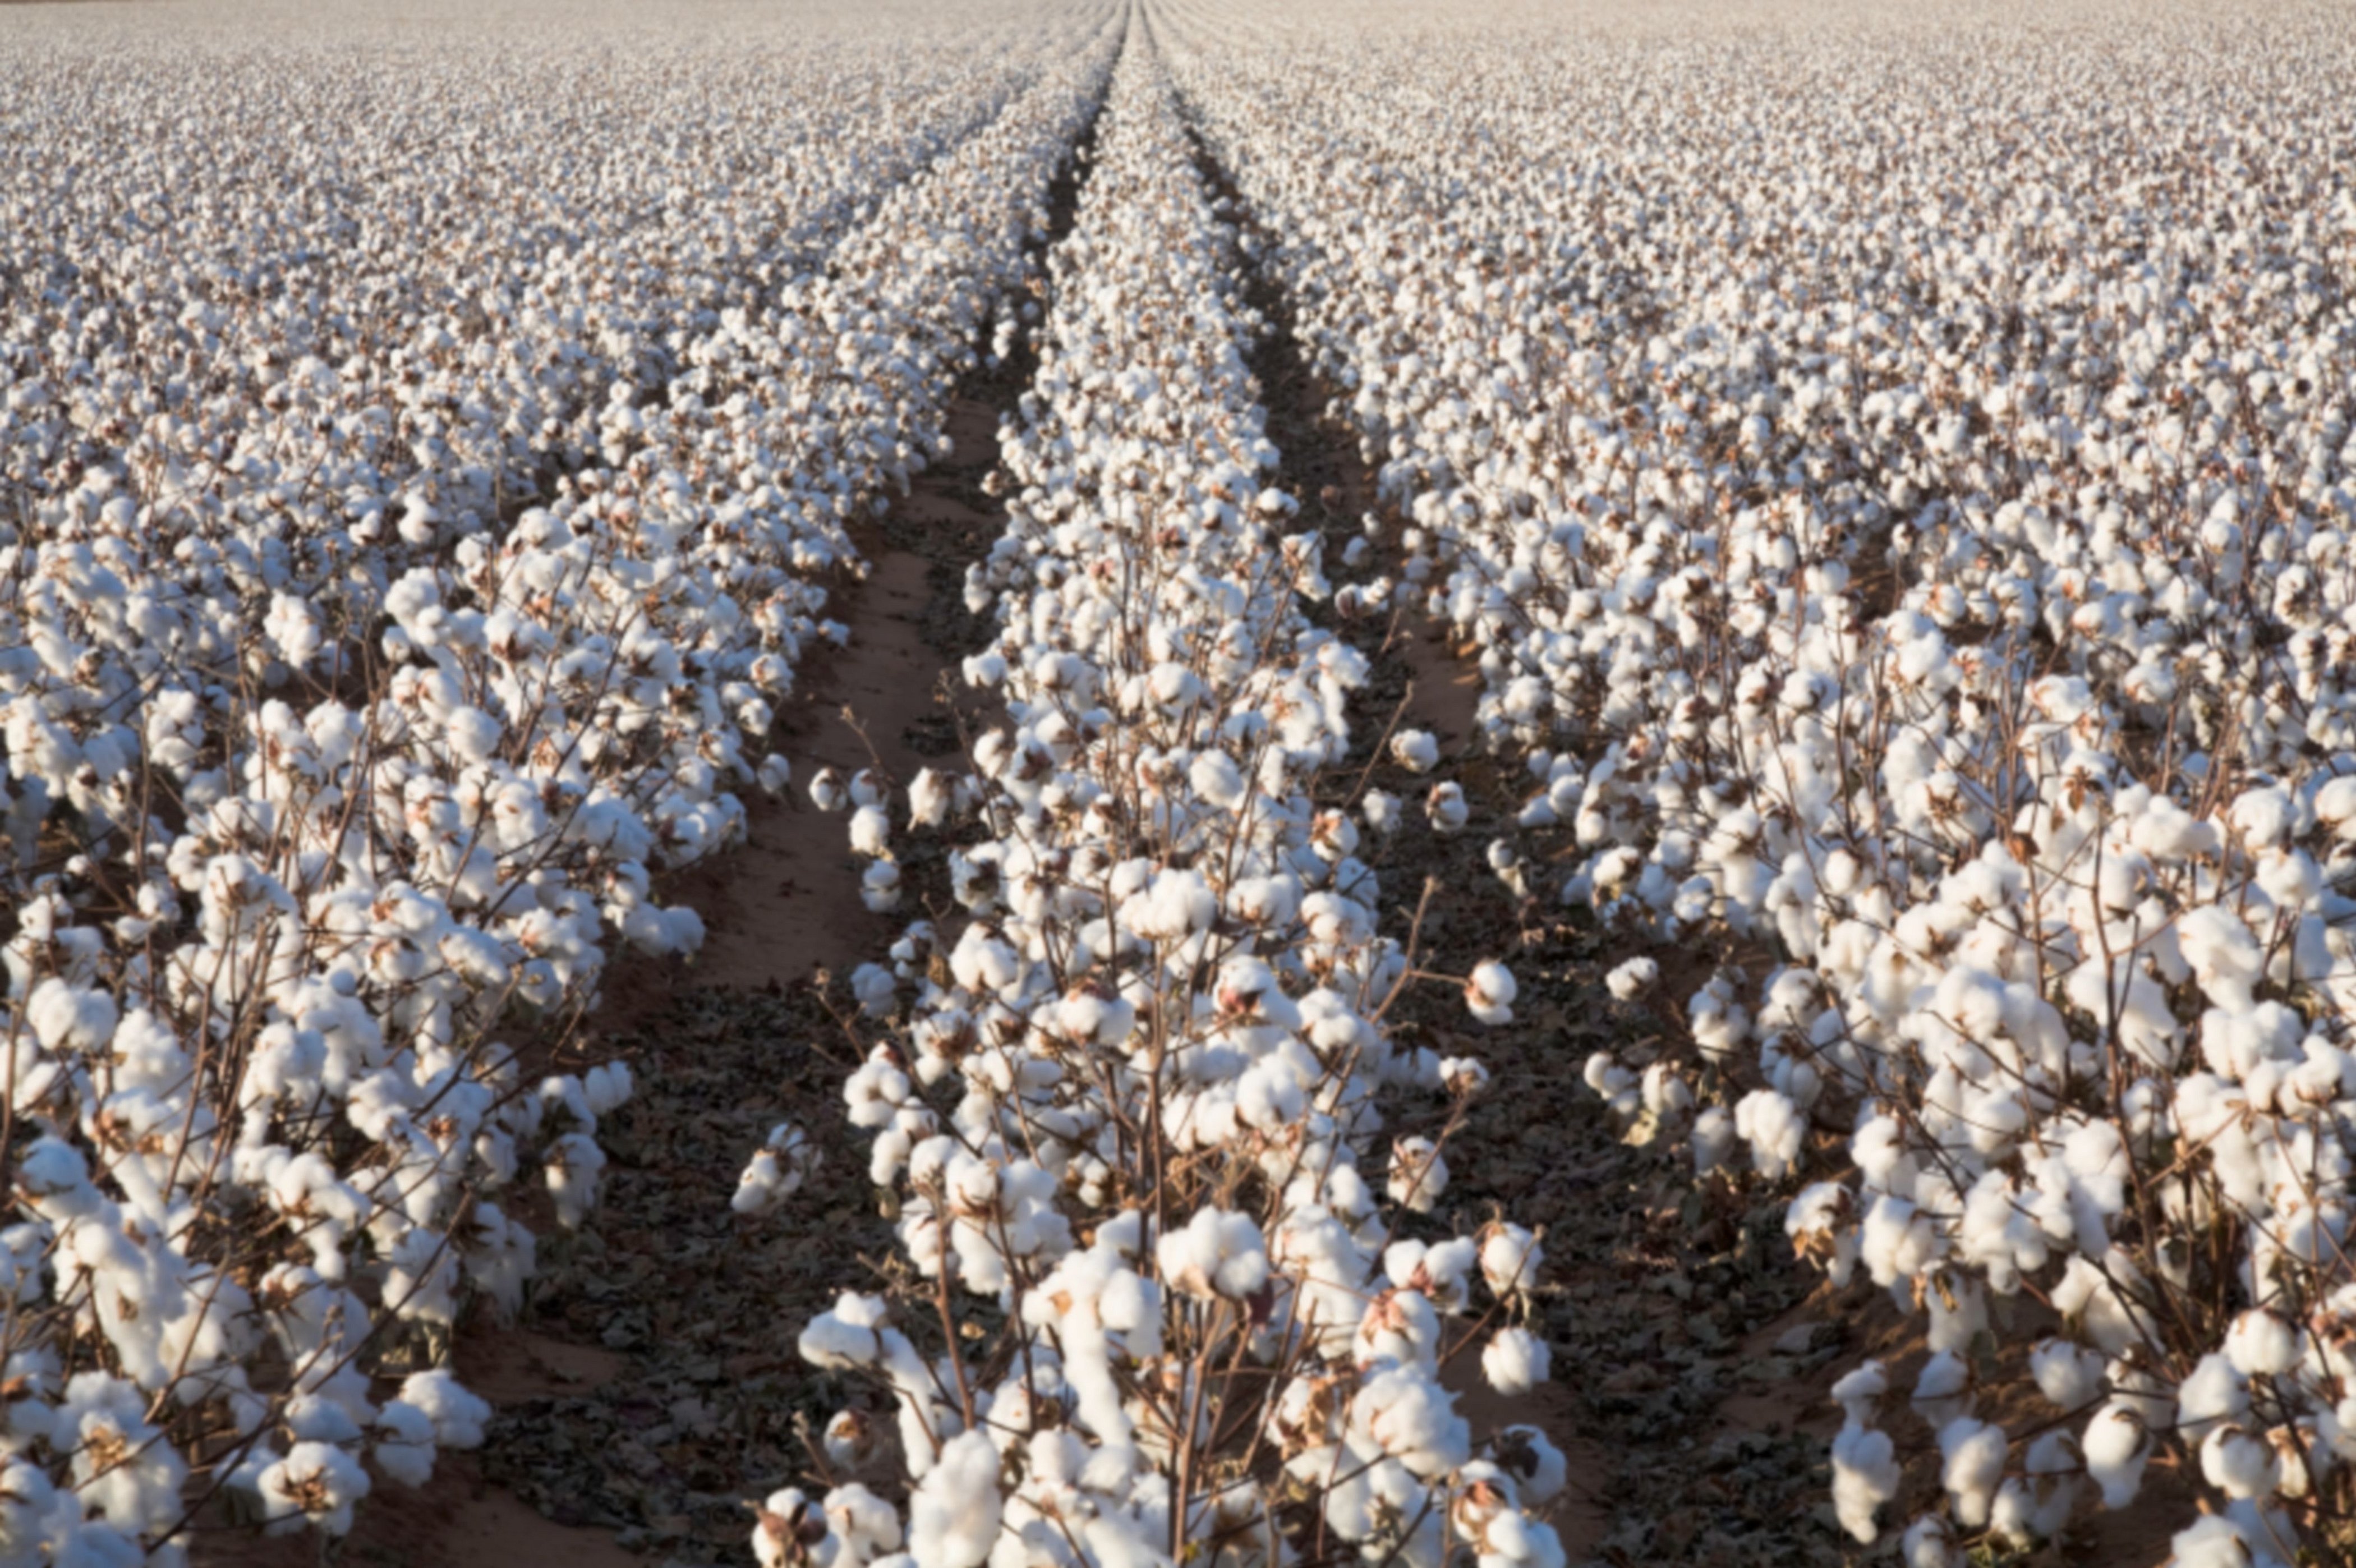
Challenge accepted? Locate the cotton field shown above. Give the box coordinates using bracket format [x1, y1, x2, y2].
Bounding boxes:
[2, 0, 2353, 1564]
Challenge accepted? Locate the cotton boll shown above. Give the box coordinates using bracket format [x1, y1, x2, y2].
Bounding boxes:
[1482, 1327, 1550, 1396]
[1155, 1208, 1268, 1300]
[850, 804, 892, 858]
[909, 769, 952, 827]
[1899, 1514, 1961, 1568]
[2028, 1338, 2105, 1412]
[398, 1369, 491, 1449]
[2176, 1353, 2250, 1440]
[260, 1441, 371, 1535]
[1489, 1425, 1566, 1504]
[908, 1431, 1001, 1568]
[1478, 1223, 1543, 1302]
[1911, 1350, 1974, 1430]
[1605, 957, 1656, 1001]
[2200, 1424, 2281, 1501]
[1391, 731, 1439, 773]
[1938, 1416, 2006, 1527]
[2168, 1514, 2283, 1568]
[1464, 960, 1516, 1024]
[1690, 1107, 1735, 1173]
[370, 1400, 439, 1488]
[733, 1123, 820, 1217]
[1426, 781, 1470, 834]
[2224, 1309, 2300, 1378]
[1830, 1422, 1898, 1543]
[758, 754, 794, 796]
[2083, 1399, 2151, 1508]
[753, 1488, 829, 1568]
[1388, 1135, 1448, 1212]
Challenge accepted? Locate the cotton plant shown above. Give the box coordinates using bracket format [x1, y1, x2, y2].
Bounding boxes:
[749, 39, 1561, 1568]
[1166, 0, 2356, 1557]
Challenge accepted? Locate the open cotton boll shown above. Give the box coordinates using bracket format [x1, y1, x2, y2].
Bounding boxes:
[2027, 1338, 2105, 1412]
[1604, 957, 1656, 1001]
[1156, 1207, 1269, 1300]
[1830, 1422, 1898, 1543]
[260, 1441, 371, 1535]
[370, 1400, 439, 1488]
[1391, 730, 1439, 773]
[1482, 1326, 1550, 1396]
[733, 1123, 820, 1217]
[909, 769, 952, 827]
[397, 1370, 491, 1450]
[1938, 1416, 2007, 1527]
[2083, 1399, 2152, 1508]
[1388, 1135, 1449, 1212]
[2223, 1308, 2300, 1378]
[2199, 1424, 2281, 1501]
[758, 755, 794, 796]
[850, 804, 892, 858]
[1479, 1222, 1543, 1302]
[752, 1489, 827, 1568]
[1464, 960, 1516, 1024]
[908, 1431, 1001, 1568]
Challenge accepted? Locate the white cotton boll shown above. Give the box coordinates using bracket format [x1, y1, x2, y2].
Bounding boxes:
[1392, 730, 1439, 773]
[908, 1431, 1001, 1568]
[1690, 1107, 1735, 1173]
[862, 861, 903, 913]
[1605, 958, 1656, 1001]
[397, 1370, 491, 1449]
[1487, 1425, 1567, 1506]
[260, 1441, 371, 1535]
[823, 1410, 880, 1470]
[2169, 1516, 2270, 1568]
[1733, 1088, 1803, 1180]
[27, 977, 119, 1054]
[1189, 749, 1246, 810]
[1482, 1327, 1549, 1396]
[1479, 1224, 1543, 1301]
[1900, 1514, 1961, 1568]
[1354, 1364, 1470, 1478]
[1939, 1416, 2006, 1528]
[850, 805, 892, 858]
[1363, 789, 1402, 834]
[752, 1489, 824, 1568]
[545, 1129, 608, 1227]
[2224, 1309, 2300, 1377]
[585, 1061, 633, 1116]
[1388, 1135, 1449, 1212]
[2083, 1399, 2151, 1508]
[810, 768, 847, 812]
[733, 1123, 820, 1217]
[2028, 1339, 2105, 1412]
[1911, 1350, 1974, 1431]
[370, 1401, 438, 1488]
[2176, 1353, 2250, 1439]
[2200, 1424, 2281, 1501]
[1426, 781, 1470, 834]
[1156, 1208, 1269, 1300]
[758, 754, 794, 796]
[909, 769, 952, 827]
[1465, 960, 1516, 1025]
[445, 706, 503, 764]
[1830, 1423, 1898, 1543]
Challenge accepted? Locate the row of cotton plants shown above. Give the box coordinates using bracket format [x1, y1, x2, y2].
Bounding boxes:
[743, 34, 1565, 1568]
[0, 6, 1115, 1560]
[1168, 0, 2356, 1560]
